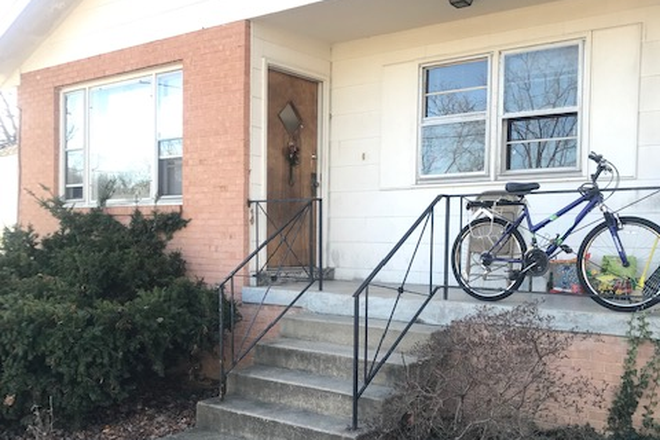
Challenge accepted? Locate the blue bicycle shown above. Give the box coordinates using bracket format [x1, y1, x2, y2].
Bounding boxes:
[451, 152, 660, 312]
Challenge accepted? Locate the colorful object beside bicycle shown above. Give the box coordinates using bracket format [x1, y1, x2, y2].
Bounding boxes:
[547, 258, 583, 294]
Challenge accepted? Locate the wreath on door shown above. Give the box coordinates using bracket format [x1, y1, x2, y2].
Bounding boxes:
[279, 101, 303, 186]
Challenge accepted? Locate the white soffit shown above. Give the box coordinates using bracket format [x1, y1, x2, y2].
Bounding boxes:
[253, 0, 563, 44]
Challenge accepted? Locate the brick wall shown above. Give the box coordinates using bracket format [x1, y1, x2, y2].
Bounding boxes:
[543, 332, 658, 431]
[17, 21, 251, 283]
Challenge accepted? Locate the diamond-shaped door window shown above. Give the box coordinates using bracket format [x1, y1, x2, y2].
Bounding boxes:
[279, 102, 302, 135]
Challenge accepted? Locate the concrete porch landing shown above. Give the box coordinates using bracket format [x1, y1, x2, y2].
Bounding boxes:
[242, 279, 660, 338]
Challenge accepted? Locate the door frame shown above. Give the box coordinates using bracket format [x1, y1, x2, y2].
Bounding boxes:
[253, 59, 330, 271]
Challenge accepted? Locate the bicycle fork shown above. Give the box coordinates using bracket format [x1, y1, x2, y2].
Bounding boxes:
[604, 211, 631, 268]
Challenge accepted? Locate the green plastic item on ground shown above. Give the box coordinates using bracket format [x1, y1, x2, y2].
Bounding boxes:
[601, 255, 637, 279]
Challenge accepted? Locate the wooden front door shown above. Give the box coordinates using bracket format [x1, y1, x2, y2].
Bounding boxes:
[267, 69, 319, 268]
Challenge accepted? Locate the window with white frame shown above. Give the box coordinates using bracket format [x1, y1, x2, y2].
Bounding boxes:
[62, 68, 183, 204]
[419, 41, 582, 179]
[502, 44, 580, 172]
[420, 58, 488, 177]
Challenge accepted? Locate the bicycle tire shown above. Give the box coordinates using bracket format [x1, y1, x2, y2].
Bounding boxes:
[577, 216, 660, 312]
[452, 217, 527, 301]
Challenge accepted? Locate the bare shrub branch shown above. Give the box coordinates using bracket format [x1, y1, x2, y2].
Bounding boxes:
[377, 302, 605, 440]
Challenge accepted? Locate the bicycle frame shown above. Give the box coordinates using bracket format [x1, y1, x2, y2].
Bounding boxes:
[489, 186, 605, 263]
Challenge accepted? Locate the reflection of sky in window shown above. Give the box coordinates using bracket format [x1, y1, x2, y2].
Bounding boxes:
[425, 59, 488, 118]
[65, 90, 85, 151]
[504, 45, 578, 113]
[89, 78, 152, 194]
[157, 71, 182, 141]
[426, 60, 487, 93]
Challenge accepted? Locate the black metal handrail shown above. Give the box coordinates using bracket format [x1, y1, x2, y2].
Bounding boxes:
[218, 197, 323, 398]
[351, 194, 450, 429]
[350, 185, 660, 429]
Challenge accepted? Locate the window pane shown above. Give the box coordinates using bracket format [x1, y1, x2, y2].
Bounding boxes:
[157, 71, 183, 140]
[421, 121, 486, 175]
[157, 72, 182, 197]
[425, 59, 488, 117]
[507, 139, 577, 170]
[506, 114, 577, 170]
[426, 60, 487, 93]
[158, 139, 182, 196]
[426, 89, 487, 117]
[504, 45, 579, 113]
[64, 90, 85, 151]
[65, 150, 84, 185]
[508, 114, 577, 141]
[159, 138, 182, 158]
[65, 187, 83, 200]
[89, 77, 153, 201]
[159, 157, 182, 196]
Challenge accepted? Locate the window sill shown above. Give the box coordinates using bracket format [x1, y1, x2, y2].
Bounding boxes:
[415, 172, 590, 194]
[63, 196, 183, 210]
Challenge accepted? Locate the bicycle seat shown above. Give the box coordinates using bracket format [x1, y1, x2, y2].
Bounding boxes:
[505, 182, 540, 194]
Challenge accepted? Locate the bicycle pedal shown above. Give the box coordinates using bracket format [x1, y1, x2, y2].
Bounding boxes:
[560, 244, 573, 254]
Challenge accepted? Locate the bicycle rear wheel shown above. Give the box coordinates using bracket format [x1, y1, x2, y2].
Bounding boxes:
[577, 216, 660, 312]
[452, 217, 527, 301]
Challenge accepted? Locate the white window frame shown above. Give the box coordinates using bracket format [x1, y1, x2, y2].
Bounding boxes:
[418, 55, 491, 181]
[498, 41, 584, 177]
[59, 66, 183, 206]
[417, 39, 585, 183]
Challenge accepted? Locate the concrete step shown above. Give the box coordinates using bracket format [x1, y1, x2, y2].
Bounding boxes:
[254, 337, 414, 386]
[196, 396, 373, 440]
[281, 312, 437, 353]
[226, 364, 391, 421]
[160, 429, 246, 440]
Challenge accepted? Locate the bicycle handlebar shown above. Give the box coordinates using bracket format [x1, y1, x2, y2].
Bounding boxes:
[589, 151, 613, 183]
[588, 151, 603, 163]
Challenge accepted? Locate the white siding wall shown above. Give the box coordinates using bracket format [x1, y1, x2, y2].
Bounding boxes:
[0, 146, 18, 234]
[326, 0, 660, 281]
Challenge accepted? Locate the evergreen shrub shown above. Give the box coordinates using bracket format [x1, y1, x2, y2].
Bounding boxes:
[0, 198, 236, 426]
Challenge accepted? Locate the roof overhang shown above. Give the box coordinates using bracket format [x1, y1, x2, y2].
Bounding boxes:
[0, 0, 83, 85]
[252, 0, 563, 44]
[0, 0, 563, 85]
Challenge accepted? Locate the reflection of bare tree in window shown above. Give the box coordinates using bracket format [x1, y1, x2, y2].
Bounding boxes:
[422, 59, 488, 176]
[64, 92, 85, 193]
[95, 169, 150, 202]
[504, 46, 578, 170]
[422, 87, 486, 174]
[507, 115, 577, 170]
[422, 121, 485, 174]
[0, 91, 17, 148]
[65, 121, 79, 146]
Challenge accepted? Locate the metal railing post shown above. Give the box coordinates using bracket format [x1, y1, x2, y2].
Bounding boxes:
[319, 198, 324, 291]
[219, 284, 226, 399]
[352, 293, 360, 430]
[444, 196, 451, 300]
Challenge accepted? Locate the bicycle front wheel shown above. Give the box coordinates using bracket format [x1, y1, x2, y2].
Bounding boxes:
[577, 216, 660, 312]
[452, 217, 527, 301]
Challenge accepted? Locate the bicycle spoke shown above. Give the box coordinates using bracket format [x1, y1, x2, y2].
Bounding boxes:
[452, 218, 526, 301]
[578, 217, 660, 312]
